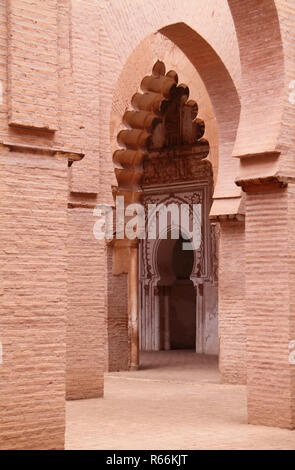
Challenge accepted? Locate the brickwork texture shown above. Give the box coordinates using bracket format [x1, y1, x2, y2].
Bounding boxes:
[0, 0, 294, 450]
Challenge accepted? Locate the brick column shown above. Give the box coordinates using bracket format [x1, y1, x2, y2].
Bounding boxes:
[0, 150, 68, 449]
[218, 219, 246, 384]
[245, 185, 295, 428]
[66, 206, 105, 400]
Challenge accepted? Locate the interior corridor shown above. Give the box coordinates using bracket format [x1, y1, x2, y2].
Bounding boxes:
[66, 351, 295, 450]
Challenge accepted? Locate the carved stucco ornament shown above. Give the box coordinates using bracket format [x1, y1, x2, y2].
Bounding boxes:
[112, 60, 210, 274]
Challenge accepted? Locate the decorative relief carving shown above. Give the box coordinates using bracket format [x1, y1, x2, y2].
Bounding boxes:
[119, 61, 218, 352]
[140, 185, 211, 282]
[142, 155, 212, 186]
[113, 60, 209, 204]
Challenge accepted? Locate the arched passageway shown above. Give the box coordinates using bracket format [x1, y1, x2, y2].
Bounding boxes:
[110, 61, 219, 375]
[169, 237, 196, 350]
[158, 237, 196, 350]
[102, 1, 295, 431]
[2, 0, 295, 452]
[140, 235, 197, 352]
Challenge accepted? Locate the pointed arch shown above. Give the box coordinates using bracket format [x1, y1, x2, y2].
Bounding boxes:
[113, 60, 209, 205]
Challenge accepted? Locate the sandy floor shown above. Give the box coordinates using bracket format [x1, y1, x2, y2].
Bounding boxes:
[66, 351, 295, 450]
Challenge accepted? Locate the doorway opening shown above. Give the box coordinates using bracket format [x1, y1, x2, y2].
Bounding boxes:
[155, 236, 196, 351]
[112, 61, 218, 373]
[169, 237, 196, 350]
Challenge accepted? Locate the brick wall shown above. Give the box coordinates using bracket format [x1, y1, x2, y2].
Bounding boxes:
[0, 150, 68, 450]
[64, 0, 105, 401]
[0, 0, 84, 153]
[219, 219, 246, 384]
[7, 0, 59, 130]
[245, 187, 295, 429]
[0, 0, 92, 449]
[67, 205, 105, 399]
[0, 0, 294, 450]
[70, 0, 100, 192]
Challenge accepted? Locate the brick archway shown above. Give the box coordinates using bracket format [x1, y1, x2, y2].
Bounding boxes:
[113, 60, 209, 205]
[97, 0, 288, 213]
[106, 25, 242, 217]
[1, 0, 295, 451]
[109, 60, 211, 369]
[102, 2, 295, 430]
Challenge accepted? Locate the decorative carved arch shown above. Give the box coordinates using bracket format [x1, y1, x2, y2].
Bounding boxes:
[112, 61, 215, 366]
[113, 60, 210, 205]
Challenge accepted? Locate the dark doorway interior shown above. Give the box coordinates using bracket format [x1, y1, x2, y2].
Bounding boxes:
[169, 237, 196, 349]
[157, 236, 196, 350]
[169, 280, 196, 349]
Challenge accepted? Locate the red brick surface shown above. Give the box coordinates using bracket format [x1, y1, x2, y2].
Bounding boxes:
[69, 0, 100, 193]
[219, 220, 246, 385]
[7, 0, 59, 130]
[0, 150, 68, 449]
[0, 0, 294, 450]
[246, 188, 295, 429]
[67, 206, 105, 400]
